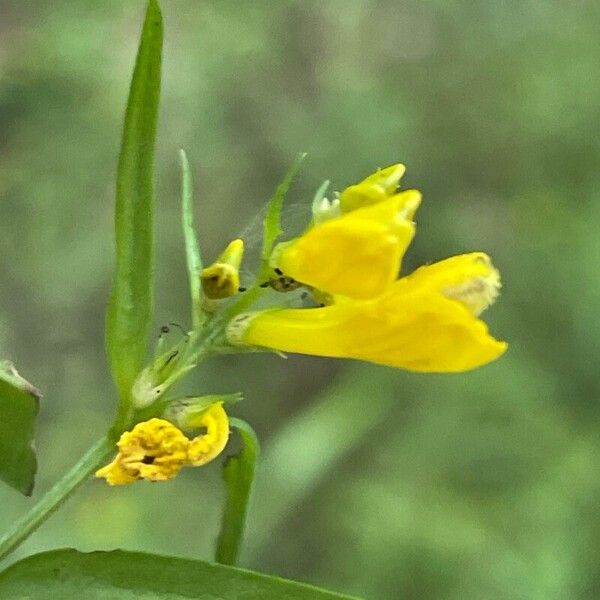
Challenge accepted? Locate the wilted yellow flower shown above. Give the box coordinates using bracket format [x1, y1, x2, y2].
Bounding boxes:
[95, 419, 189, 485]
[96, 405, 230, 485]
[188, 402, 230, 466]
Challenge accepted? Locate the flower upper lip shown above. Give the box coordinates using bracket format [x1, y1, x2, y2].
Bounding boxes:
[273, 190, 422, 300]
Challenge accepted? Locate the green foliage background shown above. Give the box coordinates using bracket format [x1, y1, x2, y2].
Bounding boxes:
[1, 1, 599, 598]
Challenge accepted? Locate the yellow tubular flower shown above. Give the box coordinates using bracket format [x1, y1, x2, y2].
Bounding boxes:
[201, 239, 244, 299]
[227, 253, 507, 373]
[272, 190, 422, 299]
[96, 406, 230, 486]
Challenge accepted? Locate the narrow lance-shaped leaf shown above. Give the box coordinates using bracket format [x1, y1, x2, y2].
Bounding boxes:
[0, 550, 362, 599]
[215, 418, 259, 566]
[179, 149, 204, 330]
[259, 153, 306, 280]
[0, 361, 41, 496]
[105, 0, 163, 403]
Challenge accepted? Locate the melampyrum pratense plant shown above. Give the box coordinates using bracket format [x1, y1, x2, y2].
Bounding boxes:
[0, 1, 506, 597]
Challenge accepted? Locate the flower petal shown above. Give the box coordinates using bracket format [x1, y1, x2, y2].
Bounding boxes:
[396, 252, 501, 315]
[273, 190, 421, 299]
[228, 255, 506, 373]
[187, 402, 230, 467]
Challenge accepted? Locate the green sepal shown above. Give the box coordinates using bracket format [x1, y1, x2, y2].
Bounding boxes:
[179, 149, 205, 330]
[311, 179, 335, 224]
[259, 153, 306, 281]
[164, 393, 243, 430]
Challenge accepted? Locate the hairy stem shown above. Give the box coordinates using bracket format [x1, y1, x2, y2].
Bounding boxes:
[0, 435, 114, 562]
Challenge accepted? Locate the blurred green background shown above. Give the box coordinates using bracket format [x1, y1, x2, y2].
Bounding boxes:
[1, 1, 599, 598]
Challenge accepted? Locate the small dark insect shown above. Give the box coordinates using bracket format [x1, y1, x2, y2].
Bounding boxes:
[269, 275, 302, 292]
[259, 268, 303, 293]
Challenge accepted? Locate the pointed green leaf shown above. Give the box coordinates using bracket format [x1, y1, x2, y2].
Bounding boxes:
[259, 153, 306, 279]
[106, 0, 163, 403]
[0, 361, 41, 496]
[216, 418, 259, 565]
[179, 149, 204, 330]
[0, 550, 362, 599]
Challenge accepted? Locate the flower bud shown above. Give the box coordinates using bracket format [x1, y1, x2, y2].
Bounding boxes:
[201, 239, 245, 299]
[339, 163, 405, 212]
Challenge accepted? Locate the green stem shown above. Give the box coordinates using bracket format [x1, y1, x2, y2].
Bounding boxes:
[224, 285, 264, 320]
[215, 418, 259, 566]
[170, 287, 266, 380]
[0, 435, 114, 562]
[111, 402, 136, 438]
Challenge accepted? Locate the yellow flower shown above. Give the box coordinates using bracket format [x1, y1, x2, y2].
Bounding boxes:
[201, 239, 244, 299]
[240, 163, 507, 371]
[272, 189, 421, 299]
[96, 404, 230, 485]
[228, 253, 506, 373]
